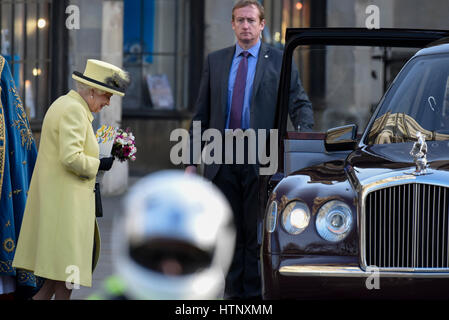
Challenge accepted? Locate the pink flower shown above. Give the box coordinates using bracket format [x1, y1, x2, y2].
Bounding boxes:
[111, 127, 137, 162]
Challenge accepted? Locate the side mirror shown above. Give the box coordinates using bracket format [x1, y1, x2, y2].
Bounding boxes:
[325, 124, 358, 152]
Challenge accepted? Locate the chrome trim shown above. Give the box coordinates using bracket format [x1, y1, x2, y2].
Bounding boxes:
[412, 184, 418, 268]
[266, 200, 278, 233]
[279, 265, 449, 278]
[360, 170, 449, 271]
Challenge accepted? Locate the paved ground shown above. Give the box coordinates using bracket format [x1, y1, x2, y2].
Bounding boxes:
[71, 176, 141, 300]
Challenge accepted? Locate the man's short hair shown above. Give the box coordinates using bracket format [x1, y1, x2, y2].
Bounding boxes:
[232, 0, 265, 21]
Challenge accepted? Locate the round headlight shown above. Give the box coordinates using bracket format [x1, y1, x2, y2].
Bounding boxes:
[316, 200, 353, 242]
[265, 201, 278, 233]
[282, 201, 310, 235]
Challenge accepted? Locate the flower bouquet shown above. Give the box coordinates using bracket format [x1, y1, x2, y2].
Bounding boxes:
[111, 128, 137, 162]
[95, 126, 137, 184]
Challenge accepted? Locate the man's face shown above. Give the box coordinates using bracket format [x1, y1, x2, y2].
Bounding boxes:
[232, 5, 265, 48]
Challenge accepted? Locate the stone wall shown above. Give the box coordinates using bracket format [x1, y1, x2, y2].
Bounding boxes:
[204, 0, 235, 55]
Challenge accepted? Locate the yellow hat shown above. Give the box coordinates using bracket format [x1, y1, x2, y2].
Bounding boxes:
[72, 59, 130, 96]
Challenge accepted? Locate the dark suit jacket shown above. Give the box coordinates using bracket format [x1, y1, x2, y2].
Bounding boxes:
[189, 42, 314, 181]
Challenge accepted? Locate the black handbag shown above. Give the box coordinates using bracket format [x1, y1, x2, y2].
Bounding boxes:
[94, 182, 103, 218]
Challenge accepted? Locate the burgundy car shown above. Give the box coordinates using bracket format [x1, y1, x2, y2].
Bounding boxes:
[261, 28, 449, 299]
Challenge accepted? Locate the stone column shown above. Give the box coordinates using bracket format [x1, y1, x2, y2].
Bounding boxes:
[67, 0, 102, 92]
[100, 0, 128, 195]
[204, 0, 235, 55]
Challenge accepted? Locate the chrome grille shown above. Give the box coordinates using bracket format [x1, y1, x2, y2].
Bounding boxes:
[364, 183, 449, 269]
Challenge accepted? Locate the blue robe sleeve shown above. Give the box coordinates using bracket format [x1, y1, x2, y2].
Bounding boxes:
[0, 55, 43, 289]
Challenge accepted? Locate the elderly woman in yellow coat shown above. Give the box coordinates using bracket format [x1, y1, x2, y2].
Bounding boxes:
[12, 59, 129, 300]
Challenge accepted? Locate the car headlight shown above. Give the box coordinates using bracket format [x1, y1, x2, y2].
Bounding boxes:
[265, 200, 278, 233]
[316, 200, 353, 242]
[281, 201, 310, 235]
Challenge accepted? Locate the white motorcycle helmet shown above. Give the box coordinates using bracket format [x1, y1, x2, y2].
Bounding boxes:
[111, 170, 235, 300]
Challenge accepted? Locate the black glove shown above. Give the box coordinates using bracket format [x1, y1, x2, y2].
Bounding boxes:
[99, 156, 114, 171]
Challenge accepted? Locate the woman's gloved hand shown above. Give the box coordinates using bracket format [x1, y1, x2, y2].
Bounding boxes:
[99, 156, 115, 171]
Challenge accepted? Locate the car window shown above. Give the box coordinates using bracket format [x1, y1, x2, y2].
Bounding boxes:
[366, 53, 449, 145]
[288, 45, 417, 134]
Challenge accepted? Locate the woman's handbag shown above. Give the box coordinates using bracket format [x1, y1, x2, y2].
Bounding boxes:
[94, 182, 103, 218]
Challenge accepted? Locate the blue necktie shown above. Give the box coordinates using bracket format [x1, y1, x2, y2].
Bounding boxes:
[229, 51, 249, 129]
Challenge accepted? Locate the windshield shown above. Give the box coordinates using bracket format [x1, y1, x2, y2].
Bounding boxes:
[366, 52, 449, 145]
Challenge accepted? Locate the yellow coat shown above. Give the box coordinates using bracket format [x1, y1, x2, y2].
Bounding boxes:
[13, 90, 101, 287]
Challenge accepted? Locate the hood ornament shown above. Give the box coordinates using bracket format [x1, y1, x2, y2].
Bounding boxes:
[409, 131, 429, 175]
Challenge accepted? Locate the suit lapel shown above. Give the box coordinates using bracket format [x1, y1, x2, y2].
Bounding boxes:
[250, 43, 270, 111]
[220, 46, 236, 127]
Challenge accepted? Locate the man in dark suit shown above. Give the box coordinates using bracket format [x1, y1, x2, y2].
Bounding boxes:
[185, 0, 314, 299]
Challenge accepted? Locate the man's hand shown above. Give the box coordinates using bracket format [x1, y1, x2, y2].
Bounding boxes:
[184, 165, 197, 175]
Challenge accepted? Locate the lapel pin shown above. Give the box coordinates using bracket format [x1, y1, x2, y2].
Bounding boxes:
[264, 54, 269, 58]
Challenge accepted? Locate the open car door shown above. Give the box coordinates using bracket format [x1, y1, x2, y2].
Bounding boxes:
[258, 28, 449, 244]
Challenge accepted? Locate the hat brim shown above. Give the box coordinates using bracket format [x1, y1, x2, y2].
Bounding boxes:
[72, 73, 125, 97]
